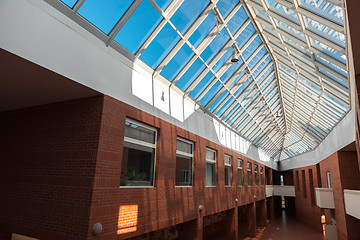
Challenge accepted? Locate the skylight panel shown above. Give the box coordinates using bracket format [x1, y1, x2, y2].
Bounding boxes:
[275, 19, 306, 42]
[139, 23, 180, 69]
[220, 62, 243, 84]
[242, 36, 263, 60]
[235, 23, 257, 49]
[298, 0, 343, 26]
[199, 81, 223, 106]
[60, 0, 77, 8]
[160, 44, 195, 81]
[115, 0, 162, 54]
[228, 7, 249, 35]
[266, 0, 300, 25]
[201, 28, 230, 63]
[314, 55, 347, 78]
[78, 0, 134, 35]
[154, 0, 172, 11]
[216, 97, 236, 117]
[217, 0, 238, 19]
[175, 58, 206, 91]
[252, 55, 272, 78]
[213, 47, 234, 72]
[260, 73, 275, 91]
[228, 70, 247, 89]
[310, 37, 346, 65]
[188, 11, 216, 48]
[303, 16, 345, 47]
[224, 103, 241, 122]
[169, 0, 208, 35]
[189, 72, 215, 100]
[210, 90, 230, 112]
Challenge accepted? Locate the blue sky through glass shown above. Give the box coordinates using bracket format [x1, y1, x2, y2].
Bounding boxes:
[170, 0, 208, 35]
[139, 23, 180, 69]
[115, 0, 162, 54]
[78, 0, 133, 35]
[60, 0, 77, 8]
[160, 44, 194, 81]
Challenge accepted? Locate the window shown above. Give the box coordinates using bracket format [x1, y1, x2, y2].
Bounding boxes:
[260, 166, 264, 185]
[309, 169, 316, 206]
[296, 171, 300, 191]
[224, 154, 232, 186]
[247, 162, 252, 186]
[176, 138, 193, 186]
[302, 170, 307, 198]
[206, 148, 216, 186]
[238, 159, 243, 186]
[120, 119, 157, 187]
[254, 164, 259, 185]
[327, 171, 332, 188]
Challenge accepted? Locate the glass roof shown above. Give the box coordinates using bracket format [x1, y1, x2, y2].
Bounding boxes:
[53, 0, 350, 161]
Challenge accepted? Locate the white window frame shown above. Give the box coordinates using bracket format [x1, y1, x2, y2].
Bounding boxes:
[255, 164, 259, 186]
[247, 162, 252, 186]
[224, 154, 232, 187]
[327, 171, 332, 188]
[176, 137, 194, 187]
[206, 148, 216, 187]
[120, 118, 157, 188]
[238, 159, 243, 187]
[260, 166, 264, 185]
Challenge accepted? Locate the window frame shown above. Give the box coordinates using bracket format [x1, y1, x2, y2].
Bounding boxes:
[224, 154, 232, 187]
[120, 118, 157, 188]
[175, 137, 194, 187]
[247, 162, 252, 186]
[206, 147, 217, 187]
[327, 171, 332, 188]
[238, 159, 243, 187]
[260, 166, 264, 186]
[254, 164, 259, 186]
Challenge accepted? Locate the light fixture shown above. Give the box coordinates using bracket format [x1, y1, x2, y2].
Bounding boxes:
[231, 46, 239, 63]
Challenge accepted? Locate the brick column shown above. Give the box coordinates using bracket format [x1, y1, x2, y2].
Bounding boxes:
[196, 210, 203, 240]
[259, 200, 267, 227]
[247, 202, 256, 237]
[269, 197, 275, 221]
[225, 207, 238, 239]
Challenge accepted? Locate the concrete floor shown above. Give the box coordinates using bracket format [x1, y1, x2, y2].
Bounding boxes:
[241, 211, 324, 240]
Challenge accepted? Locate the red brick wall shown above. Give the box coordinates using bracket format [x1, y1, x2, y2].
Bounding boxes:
[87, 95, 266, 239]
[0, 94, 268, 239]
[293, 164, 322, 232]
[0, 96, 104, 239]
[293, 151, 360, 240]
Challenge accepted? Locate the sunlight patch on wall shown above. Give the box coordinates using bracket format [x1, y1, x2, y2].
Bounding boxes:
[117, 205, 138, 235]
[258, 148, 270, 162]
[213, 118, 251, 155]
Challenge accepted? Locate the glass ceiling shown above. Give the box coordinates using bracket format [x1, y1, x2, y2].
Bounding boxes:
[50, 0, 350, 161]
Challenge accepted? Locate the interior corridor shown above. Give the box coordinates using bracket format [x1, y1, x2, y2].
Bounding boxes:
[241, 211, 324, 240]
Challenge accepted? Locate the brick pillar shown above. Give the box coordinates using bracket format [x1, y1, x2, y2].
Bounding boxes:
[259, 200, 267, 227]
[196, 210, 203, 240]
[247, 202, 256, 237]
[269, 197, 275, 221]
[225, 207, 238, 239]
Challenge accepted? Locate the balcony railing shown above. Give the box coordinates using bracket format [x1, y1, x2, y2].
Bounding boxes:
[315, 188, 335, 209]
[265, 185, 295, 197]
[344, 189, 360, 220]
